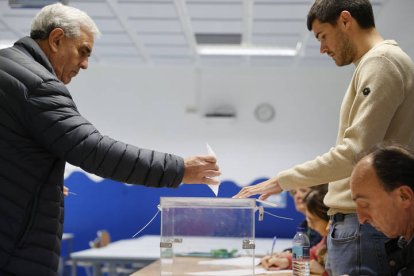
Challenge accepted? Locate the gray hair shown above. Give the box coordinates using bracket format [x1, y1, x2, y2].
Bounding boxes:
[30, 3, 100, 40]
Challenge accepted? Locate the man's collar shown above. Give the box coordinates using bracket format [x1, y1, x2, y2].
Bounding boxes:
[13, 36, 55, 75]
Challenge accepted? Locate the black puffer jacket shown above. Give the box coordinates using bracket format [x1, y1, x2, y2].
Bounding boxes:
[386, 238, 414, 276]
[0, 37, 184, 275]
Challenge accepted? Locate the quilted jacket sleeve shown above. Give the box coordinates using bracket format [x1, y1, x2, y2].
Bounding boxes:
[24, 80, 184, 188]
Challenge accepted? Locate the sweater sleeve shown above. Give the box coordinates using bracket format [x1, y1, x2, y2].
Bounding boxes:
[24, 80, 184, 188]
[278, 55, 406, 190]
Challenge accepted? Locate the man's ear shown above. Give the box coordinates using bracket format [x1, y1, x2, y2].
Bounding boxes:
[48, 28, 65, 53]
[398, 185, 414, 207]
[339, 10, 352, 30]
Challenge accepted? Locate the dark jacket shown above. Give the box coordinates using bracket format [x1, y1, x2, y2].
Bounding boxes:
[386, 237, 414, 276]
[0, 37, 184, 275]
[283, 220, 322, 252]
[300, 219, 322, 248]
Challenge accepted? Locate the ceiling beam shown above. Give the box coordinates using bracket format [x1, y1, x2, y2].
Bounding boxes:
[242, 0, 254, 64]
[106, 0, 150, 64]
[173, 0, 200, 65]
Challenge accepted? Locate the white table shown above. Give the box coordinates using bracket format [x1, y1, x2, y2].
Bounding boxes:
[70, 235, 291, 276]
[59, 233, 74, 275]
[62, 233, 74, 253]
[70, 236, 159, 276]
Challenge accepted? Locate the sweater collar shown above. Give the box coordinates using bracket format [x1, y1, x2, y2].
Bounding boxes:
[353, 40, 398, 67]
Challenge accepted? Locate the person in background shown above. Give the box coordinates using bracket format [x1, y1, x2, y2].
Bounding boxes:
[0, 3, 220, 275]
[261, 186, 329, 276]
[257, 185, 323, 273]
[351, 143, 414, 275]
[290, 187, 322, 248]
[234, 0, 414, 274]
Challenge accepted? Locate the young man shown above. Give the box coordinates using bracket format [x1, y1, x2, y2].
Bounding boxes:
[351, 144, 414, 275]
[0, 3, 220, 275]
[234, 0, 414, 275]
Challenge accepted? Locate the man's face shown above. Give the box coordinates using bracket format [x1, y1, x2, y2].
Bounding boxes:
[312, 19, 356, 66]
[50, 28, 94, 84]
[351, 158, 405, 238]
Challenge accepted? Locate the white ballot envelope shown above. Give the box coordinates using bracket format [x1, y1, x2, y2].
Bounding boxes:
[206, 143, 220, 196]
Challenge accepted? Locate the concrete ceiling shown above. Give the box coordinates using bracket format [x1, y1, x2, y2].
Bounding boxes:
[0, 0, 412, 67]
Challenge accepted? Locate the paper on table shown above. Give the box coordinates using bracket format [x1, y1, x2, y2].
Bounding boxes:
[206, 143, 220, 196]
[186, 269, 257, 276]
[198, 256, 261, 266]
[195, 257, 292, 275]
[255, 268, 293, 275]
[186, 267, 291, 276]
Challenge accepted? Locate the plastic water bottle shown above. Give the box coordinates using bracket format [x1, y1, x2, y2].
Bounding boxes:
[292, 226, 310, 276]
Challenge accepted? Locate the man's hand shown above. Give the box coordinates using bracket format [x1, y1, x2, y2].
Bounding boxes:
[232, 177, 283, 200]
[63, 186, 69, 197]
[182, 155, 220, 185]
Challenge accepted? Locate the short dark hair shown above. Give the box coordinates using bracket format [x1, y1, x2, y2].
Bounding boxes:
[359, 143, 414, 192]
[372, 144, 414, 192]
[307, 0, 375, 31]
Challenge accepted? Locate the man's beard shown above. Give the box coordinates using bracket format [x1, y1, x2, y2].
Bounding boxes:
[335, 31, 357, 66]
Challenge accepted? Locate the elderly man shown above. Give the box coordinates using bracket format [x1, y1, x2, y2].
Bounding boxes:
[0, 3, 219, 275]
[351, 144, 414, 275]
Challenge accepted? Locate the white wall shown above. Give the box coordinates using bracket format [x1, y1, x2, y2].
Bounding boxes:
[377, 0, 414, 59]
[68, 64, 353, 185]
[63, 0, 414, 186]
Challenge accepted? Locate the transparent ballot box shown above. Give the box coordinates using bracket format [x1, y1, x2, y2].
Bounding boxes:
[159, 197, 257, 275]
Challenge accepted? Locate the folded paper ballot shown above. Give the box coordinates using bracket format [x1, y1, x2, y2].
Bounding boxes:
[256, 199, 279, 208]
[206, 143, 220, 196]
[198, 256, 261, 266]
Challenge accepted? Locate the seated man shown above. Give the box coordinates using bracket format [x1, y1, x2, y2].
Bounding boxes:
[350, 144, 414, 276]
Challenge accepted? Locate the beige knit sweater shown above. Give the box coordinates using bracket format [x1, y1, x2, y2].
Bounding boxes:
[278, 40, 414, 215]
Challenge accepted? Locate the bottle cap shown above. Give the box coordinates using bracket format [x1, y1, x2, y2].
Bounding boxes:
[296, 226, 305, 232]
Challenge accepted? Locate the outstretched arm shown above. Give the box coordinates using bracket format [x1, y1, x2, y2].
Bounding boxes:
[233, 176, 283, 200]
